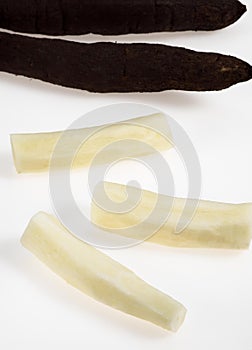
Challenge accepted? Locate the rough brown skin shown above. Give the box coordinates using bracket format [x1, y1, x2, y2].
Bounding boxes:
[0, 0, 247, 35]
[0, 32, 251, 93]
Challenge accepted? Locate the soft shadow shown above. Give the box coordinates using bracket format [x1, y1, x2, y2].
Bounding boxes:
[0, 238, 170, 338]
[110, 90, 204, 109]
[139, 240, 249, 260]
[0, 72, 96, 100]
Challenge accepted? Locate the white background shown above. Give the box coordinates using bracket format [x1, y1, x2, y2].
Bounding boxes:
[1, 2, 252, 349]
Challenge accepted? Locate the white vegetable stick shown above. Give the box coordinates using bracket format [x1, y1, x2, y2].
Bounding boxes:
[91, 182, 252, 249]
[21, 212, 186, 332]
[11, 113, 172, 173]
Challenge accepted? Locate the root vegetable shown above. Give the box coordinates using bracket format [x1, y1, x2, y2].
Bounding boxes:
[11, 113, 172, 173]
[91, 182, 252, 249]
[21, 212, 187, 332]
[1, 32, 251, 92]
[0, 0, 246, 35]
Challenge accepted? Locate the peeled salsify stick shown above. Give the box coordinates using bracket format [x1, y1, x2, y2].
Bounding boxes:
[91, 182, 252, 249]
[21, 212, 186, 332]
[11, 113, 172, 173]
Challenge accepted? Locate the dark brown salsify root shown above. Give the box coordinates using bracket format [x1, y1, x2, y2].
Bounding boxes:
[0, 32, 251, 93]
[0, 0, 247, 35]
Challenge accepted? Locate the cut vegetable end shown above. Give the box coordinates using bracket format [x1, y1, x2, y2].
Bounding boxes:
[10, 113, 172, 173]
[21, 212, 186, 332]
[10, 135, 26, 174]
[170, 307, 187, 332]
[91, 182, 252, 250]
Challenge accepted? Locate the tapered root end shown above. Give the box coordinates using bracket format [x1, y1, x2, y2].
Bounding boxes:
[221, 0, 247, 29]
[241, 62, 252, 84]
[237, 2, 247, 19]
[219, 59, 252, 90]
[231, 1, 247, 23]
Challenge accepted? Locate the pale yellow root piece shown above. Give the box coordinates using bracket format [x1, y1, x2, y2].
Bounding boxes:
[91, 182, 252, 249]
[21, 212, 186, 332]
[11, 113, 172, 173]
